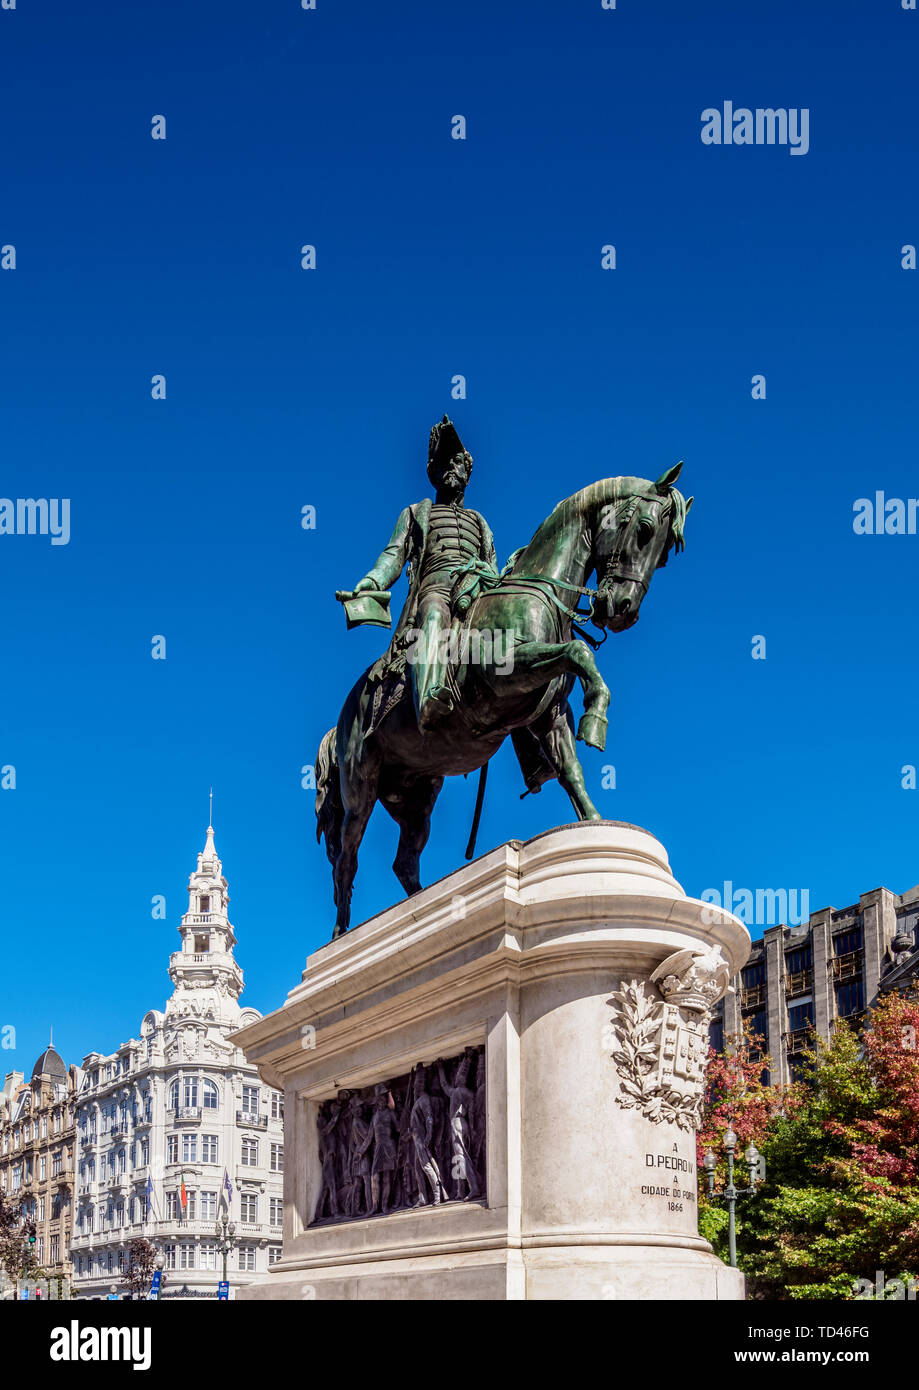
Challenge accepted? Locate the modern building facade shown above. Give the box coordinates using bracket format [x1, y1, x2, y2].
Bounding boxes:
[70, 824, 285, 1299]
[0, 1043, 81, 1291]
[710, 879, 919, 1082]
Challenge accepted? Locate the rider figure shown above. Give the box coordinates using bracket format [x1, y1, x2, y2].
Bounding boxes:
[351, 416, 498, 731]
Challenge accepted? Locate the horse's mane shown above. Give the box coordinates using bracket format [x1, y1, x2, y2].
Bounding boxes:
[534, 476, 690, 567]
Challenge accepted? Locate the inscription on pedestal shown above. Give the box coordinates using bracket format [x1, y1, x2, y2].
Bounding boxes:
[312, 1046, 486, 1225]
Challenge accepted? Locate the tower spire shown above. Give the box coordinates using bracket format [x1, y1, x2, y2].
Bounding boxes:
[209, 787, 213, 828]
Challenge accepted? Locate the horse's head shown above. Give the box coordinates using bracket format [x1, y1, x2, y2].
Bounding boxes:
[590, 464, 693, 631]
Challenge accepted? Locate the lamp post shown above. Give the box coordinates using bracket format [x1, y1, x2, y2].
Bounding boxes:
[703, 1123, 764, 1269]
[153, 1251, 165, 1301]
[214, 1214, 237, 1286]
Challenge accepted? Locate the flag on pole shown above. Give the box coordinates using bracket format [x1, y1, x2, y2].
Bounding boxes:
[144, 1174, 155, 1220]
[179, 1173, 188, 1218]
[222, 1168, 233, 1211]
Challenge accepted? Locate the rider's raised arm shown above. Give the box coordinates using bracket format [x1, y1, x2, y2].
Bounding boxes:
[353, 507, 413, 593]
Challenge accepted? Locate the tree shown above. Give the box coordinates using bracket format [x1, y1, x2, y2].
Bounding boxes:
[696, 1019, 797, 1262]
[125, 1238, 158, 1299]
[714, 994, 919, 1298]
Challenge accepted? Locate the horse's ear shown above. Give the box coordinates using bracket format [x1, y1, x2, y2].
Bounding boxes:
[654, 461, 683, 492]
[685, 495, 694, 513]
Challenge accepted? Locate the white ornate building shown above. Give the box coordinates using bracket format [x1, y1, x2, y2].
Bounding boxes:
[70, 824, 285, 1299]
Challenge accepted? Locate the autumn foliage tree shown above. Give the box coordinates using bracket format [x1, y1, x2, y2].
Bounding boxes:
[696, 1019, 794, 1259]
[700, 993, 919, 1298]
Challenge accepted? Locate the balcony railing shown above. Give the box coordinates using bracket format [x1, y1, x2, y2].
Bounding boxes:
[740, 983, 767, 1009]
[785, 1028, 812, 1056]
[832, 951, 863, 981]
[169, 1107, 202, 1122]
[236, 1111, 268, 1130]
[785, 969, 812, 998]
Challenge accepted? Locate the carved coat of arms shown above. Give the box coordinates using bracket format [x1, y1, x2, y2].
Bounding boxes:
[609, 948, 732, 1132]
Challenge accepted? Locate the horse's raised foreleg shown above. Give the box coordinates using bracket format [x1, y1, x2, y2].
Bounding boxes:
[509, 639, 609, 750]
[333, 743, 382, 939]
[380, 774, 444, 897]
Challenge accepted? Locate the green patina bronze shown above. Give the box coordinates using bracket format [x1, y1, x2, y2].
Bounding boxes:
[316, 415, 692, 938]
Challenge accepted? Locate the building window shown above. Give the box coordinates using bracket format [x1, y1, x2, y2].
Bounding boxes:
[788, 1001, 815, 1032]
[270, 1144, 284, 1174]
[199, 1241, 218, 1270]
[238, 1245, 256, 1272]
[169, 1080, 180, 1110]
[786, 944, 813, 974]
[40, 1117, 48, 1139]
[118, 1148, 127, 1174]
[741, 960, 766, 989]
[199, 896, 210, 913]
[200, 1191, 217, 1220]
[747, 1010, 767, 1046]
[708, 1018, 724, 1052]
[51, 1150, 62, 1177]
[167, 1135, 179, 1164]
[164, 1243, 176, 1270]
[37, 1196, 45, 1222]
[183, 1078, 199, 1109]
[183, 1134, 197, 1164]
[179, 1242, 196, 1270]
[39, 1155, 46, 1182]
[241, 1138, 258, 1167]
[834, 926, 864, 957]
[201, 1135, 218, 1163]
[240, 1193, 257, 1222]
[166, 1191, 179, 1220]
[242, 1085, 259, 1113]
[202, 1080, 219, 1110]
[271, 1093, 284, 1121]
[836, 978, 865, 1018]
[268, 1245, 282, 1265]
[270, 1198, 283, 1226]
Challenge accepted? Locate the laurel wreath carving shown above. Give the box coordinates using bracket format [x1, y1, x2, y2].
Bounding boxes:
[609, 980, 703, 1132]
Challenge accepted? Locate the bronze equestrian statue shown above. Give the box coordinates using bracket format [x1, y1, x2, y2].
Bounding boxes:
[317, 415, 692, 938]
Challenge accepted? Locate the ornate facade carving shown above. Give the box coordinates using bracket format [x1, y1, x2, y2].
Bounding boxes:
[312, 1045, 485, 1226]
[610, 949, 731, 1132]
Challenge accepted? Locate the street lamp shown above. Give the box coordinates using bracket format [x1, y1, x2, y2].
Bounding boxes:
[214, 1215, 237, 1286]
[153, 1252, 165, 1302]
[703, 1122, 765, 1269]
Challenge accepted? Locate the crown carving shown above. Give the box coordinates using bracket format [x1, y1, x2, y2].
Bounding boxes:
[650, 947, 732, 1014]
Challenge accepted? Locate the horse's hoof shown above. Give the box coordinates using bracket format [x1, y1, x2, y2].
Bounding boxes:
[577, 711, 608, 750]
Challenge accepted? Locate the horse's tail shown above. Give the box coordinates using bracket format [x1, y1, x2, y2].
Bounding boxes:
[315, 727, 344, 867]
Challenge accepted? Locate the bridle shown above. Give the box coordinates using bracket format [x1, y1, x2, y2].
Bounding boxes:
[595, 494, 666, 600]
[489, 492, 669, 649]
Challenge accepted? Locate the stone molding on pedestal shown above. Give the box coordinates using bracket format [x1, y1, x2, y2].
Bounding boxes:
[232, 821, 751, 1300]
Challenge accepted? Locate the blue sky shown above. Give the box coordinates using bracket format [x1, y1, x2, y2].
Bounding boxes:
[1, 0, 918, 1076]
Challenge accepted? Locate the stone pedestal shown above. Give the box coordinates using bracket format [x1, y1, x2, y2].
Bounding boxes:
[233, 822, 750, 1300]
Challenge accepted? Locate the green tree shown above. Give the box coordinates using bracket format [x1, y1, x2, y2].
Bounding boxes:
[710, 993, 919, 1299]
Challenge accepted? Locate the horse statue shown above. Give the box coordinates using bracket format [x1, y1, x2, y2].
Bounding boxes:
[316, 464, 692, 938]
